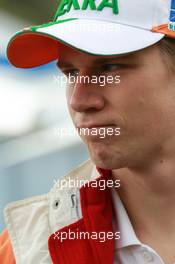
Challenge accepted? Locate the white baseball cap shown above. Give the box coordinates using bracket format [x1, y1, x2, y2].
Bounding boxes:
[7, 0, 175, 68]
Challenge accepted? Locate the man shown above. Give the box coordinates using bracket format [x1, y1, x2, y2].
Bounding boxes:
[1, 0, 175, 263]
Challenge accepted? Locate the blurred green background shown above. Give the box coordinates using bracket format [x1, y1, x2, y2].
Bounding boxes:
[0, 0, 58, 23]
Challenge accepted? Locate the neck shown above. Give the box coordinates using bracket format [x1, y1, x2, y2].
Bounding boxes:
[111, 147, 175, 261]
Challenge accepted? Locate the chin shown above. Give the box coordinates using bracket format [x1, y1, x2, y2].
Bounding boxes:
[87, 142, 125, 170]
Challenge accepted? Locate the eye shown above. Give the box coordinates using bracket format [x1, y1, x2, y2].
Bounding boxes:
[101, 63, 123, 72]
[62, 69, 79, 77]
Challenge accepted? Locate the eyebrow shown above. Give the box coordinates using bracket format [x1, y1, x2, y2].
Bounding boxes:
[57, 53, 137, 69]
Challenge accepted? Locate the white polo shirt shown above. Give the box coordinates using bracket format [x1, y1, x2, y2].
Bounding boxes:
[110, 186, 166, 264]
[91, 166, 165, 264]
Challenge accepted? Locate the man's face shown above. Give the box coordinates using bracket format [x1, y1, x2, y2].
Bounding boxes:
[58, 44, 175, 170]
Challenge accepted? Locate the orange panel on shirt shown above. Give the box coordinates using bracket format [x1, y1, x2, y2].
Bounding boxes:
[0, 229, 16, 264]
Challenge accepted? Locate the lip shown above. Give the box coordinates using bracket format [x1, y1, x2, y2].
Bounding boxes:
[77, 124, 115, 129]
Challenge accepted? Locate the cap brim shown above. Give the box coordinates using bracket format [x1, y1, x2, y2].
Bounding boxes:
[7, 18, 165, 68]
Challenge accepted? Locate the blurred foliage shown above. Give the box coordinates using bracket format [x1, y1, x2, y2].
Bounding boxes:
[0, 0, 58, 24]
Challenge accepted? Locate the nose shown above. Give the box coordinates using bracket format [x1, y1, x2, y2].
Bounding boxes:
[68, 72, 105, 113]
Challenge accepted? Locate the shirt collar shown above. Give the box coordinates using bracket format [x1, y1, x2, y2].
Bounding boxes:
[91, 165, 142, 249]
[110, 187, 141, 249]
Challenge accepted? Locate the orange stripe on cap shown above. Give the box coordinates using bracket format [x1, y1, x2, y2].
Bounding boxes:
[152, 24, 175, 38]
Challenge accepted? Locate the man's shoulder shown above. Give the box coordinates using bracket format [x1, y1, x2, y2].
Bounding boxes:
[5, 158, 93, 210]
[3, 158, 94, 226]
[2, 159, 94, 263]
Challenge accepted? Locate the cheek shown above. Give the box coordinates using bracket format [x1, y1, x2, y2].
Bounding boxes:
[66, 84, 74, 108]
[107, 75, 163, 132]
[66, 84, 71, 102]
[66, 86, 74, 119]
